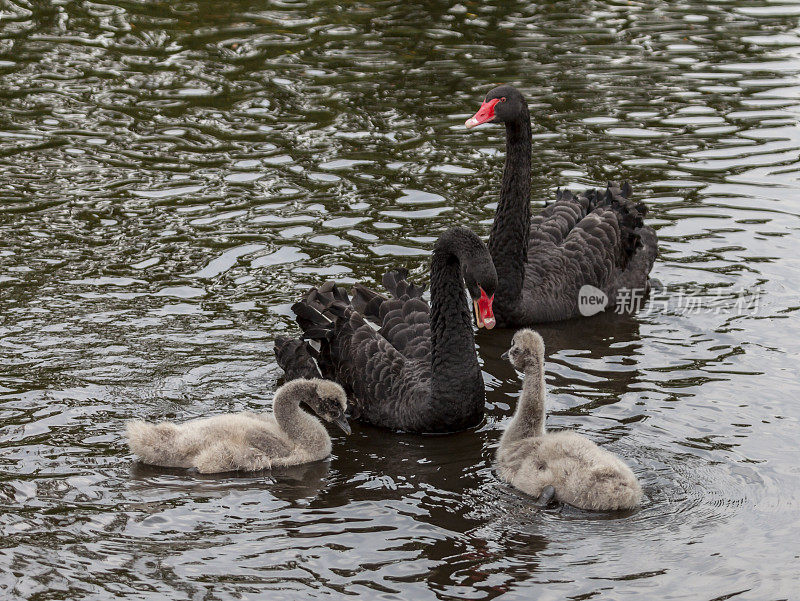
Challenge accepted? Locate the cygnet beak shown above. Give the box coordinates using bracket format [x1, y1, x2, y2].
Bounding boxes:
[334, 415, 351, 435]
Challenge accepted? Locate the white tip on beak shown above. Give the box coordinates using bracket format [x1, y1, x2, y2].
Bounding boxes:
[474, 300, 484, 328]
[465, 117, 480, 129]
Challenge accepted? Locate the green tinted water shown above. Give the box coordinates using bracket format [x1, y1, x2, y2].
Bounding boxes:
[1, 1, 799, 599]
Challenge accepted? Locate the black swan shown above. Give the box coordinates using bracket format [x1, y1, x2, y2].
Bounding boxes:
[498, 330, 642, 510]
[465, 85, 658, 325]
[276, 226, 498, 433]
[127, 378, 350, 473]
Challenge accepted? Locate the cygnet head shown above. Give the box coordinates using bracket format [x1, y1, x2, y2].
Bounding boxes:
[502, 329, 545, 370]
[304, 379, 351, 434]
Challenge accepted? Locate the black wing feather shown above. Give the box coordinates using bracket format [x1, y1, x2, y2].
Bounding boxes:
[515, 181, 657, 323]
[283, 276, 435, 432]
[274, 336, 322, 381]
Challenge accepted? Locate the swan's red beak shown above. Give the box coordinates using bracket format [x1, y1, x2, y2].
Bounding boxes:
[474, 288, 496, 330]
[465, 98, 500, 129]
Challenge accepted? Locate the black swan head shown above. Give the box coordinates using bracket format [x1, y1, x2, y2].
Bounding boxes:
[465, 84, 527, 129]
[434, 227, 498, 330]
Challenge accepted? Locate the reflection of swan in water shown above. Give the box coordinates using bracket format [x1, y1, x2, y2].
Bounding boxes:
[128, 457, 332, 504]
[478, 307, 646, 364]
[301, 419, 549, 595]
[478, 308, 646, 414]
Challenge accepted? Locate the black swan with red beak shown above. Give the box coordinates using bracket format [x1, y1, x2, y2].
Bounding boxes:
[465, 85, 658, 326]
[276, 227, 498, 433]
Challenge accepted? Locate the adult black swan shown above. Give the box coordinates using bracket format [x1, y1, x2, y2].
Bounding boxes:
[465, 85, 658, 326]
[275, 226, 498, 434]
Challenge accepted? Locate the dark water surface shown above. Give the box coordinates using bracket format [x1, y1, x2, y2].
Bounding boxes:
[1, 1, 799, 599]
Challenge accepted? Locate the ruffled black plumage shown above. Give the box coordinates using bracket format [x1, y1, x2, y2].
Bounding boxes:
[274, 336, 322, 381]
[504, 180, 657, 324]
[276, 227, 497, 433]
[471, 85, 658, 325]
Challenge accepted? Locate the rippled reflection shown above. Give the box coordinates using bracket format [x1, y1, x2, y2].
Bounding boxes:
[1, 0, 799, 599]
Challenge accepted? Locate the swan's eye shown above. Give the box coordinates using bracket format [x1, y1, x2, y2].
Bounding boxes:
[500, 97, 507, 102]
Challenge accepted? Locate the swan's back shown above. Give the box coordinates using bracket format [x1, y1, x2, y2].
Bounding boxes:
[279, 278, 438, 432]
[352, 269, 432, 360]
[530, 183, 648, 266]
[513, 182, 657, 323]
[500, 431, 642, 511]
[127, 412, 289, 470]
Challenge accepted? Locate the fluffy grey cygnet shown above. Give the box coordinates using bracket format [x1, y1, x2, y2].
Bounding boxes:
[497, 330, 642, 511]
[127, 379, 350, 474]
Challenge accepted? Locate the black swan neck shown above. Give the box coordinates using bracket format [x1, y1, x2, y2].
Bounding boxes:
[429, 249, 483, 429]
[489, 110, 532, 304]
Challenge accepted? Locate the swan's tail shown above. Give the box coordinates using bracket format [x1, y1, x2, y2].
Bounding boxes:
[290, 282, 343, 341]
[126, 420, 182, 467]
[290, 282, 360, 390]
[275, 336, 323, 381]
[589, 181, 648, 267]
